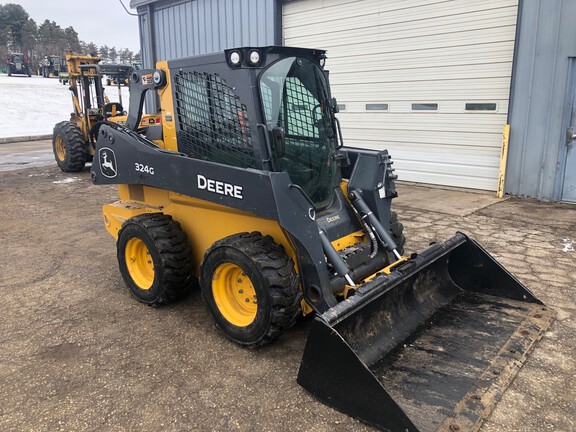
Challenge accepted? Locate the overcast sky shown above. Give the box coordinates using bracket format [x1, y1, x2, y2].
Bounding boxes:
[11, 0, 141, 52]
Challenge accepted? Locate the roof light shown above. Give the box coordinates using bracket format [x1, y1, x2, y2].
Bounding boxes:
[248, 50, 260, 66]
[229, 51, 241, 66]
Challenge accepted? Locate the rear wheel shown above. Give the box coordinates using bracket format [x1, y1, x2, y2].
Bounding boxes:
[200, 232, 300, 347]
[52, 121, 88, 172]
[117, 213, 195, 306]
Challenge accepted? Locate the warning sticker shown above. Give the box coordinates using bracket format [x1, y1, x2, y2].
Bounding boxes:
[141, 73, 153, 85]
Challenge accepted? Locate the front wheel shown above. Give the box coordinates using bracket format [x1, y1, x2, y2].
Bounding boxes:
[117, 213, 195, 306]
[384, 211, 406, 265]
[52, 121, 88, 172]
[200, 232, 300, 347]
[390, 211, 405, 255]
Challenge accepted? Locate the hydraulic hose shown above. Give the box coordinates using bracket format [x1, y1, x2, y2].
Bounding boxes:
[349, 189, 402, 261]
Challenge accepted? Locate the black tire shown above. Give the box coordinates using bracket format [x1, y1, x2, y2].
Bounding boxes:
[117, 213, 195, 306]
[200, 232, 301, 347]
[52, 121, 88, 172]
[390, 210, 406, 256]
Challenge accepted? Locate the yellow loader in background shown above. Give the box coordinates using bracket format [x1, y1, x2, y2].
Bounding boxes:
[52, 54, 159, 172]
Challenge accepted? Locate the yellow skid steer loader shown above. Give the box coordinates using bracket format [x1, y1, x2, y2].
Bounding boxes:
[90, 47, 554, 431]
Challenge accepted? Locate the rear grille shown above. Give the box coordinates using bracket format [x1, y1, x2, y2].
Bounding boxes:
[174, 71, 256, 168]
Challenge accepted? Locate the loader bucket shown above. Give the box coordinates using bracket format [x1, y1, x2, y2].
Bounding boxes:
[298, 233, 554, 432]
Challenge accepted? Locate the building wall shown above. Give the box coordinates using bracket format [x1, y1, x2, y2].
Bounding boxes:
[506, 0, 576, 199]
[133, 0, 280, 68]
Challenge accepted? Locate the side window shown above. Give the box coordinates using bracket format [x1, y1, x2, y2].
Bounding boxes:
[285, 77, 319, 139]
[260, 80, 274, 124]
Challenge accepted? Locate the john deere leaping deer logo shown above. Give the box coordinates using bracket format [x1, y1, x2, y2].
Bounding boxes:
[99, 147, 117, 178]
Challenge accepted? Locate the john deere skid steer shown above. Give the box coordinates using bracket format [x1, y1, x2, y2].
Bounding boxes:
[90, 47, 554, 431]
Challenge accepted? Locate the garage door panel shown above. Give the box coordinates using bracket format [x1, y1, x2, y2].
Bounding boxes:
[334, 78, 512, 101]
[336, 101, 509, 114]
[341, 128, 505, 148]
[360, 142, 502, 165]
[285, 8, 517, 44]
[329, 63, 513, 85]
[399, 160, 500, 179]
[326, 46, 515, 74]
[365, 145, 501, 188]
[397, 169, 499, 190]
[283, 0, 517, 191]
[288, 27, 515, 58]
[284, 0, 517, 30]
[341, 114, 507, 133]
[380, 150, 500, 189]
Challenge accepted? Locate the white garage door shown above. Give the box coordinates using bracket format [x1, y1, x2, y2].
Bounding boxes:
[283, 0, 518, 190]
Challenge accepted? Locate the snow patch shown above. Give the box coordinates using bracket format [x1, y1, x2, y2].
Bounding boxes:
[562, 238, 574, 252]
[0, 74, 130, 138]
[53, 177, 79, 184]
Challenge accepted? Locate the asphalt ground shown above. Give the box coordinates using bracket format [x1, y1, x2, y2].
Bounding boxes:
[0, 140, 574, 431]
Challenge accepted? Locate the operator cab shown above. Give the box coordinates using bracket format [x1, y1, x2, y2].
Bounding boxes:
[258, 55, 339, 209]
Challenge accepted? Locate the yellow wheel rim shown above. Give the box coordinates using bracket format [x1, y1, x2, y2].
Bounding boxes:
[125, 237, 154, 290]
[212, 263, 257, 327]
[55, 135, 66, 161]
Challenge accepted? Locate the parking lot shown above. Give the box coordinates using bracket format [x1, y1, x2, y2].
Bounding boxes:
[0, 140, 575, 431]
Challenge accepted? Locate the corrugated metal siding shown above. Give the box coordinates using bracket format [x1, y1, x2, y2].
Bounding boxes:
[138, 0, 278, 65]
[505, 0, 576, 200]
[283, 0, 518, 190]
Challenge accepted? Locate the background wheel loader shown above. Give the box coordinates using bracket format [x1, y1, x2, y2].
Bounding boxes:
[90, 46, 554, 432]
[52, 54, 160, 172]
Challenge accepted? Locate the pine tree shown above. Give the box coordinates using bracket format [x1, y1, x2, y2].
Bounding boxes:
[99, 45, 110, 62]
[85, 42, 98, 56]
[109, 46, 118, 62]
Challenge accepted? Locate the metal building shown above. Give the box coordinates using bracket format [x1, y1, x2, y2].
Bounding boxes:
[130, 0, 576, 202]
[506, 0, 576, 201]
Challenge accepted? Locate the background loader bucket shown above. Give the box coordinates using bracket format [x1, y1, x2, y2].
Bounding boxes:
[298, 233, 554, 432]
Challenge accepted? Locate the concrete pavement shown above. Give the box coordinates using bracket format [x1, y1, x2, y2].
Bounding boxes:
[0, 138, 54, 172]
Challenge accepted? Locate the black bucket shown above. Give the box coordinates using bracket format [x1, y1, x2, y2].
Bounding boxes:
[298, 233, 555, 432]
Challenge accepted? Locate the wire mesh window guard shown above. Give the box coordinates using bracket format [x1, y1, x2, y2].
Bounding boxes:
[174, 71, 256, 169]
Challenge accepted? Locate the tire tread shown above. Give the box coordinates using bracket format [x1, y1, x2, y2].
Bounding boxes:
[201, 232, 301, 347]
[118, 213, 195, 306]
